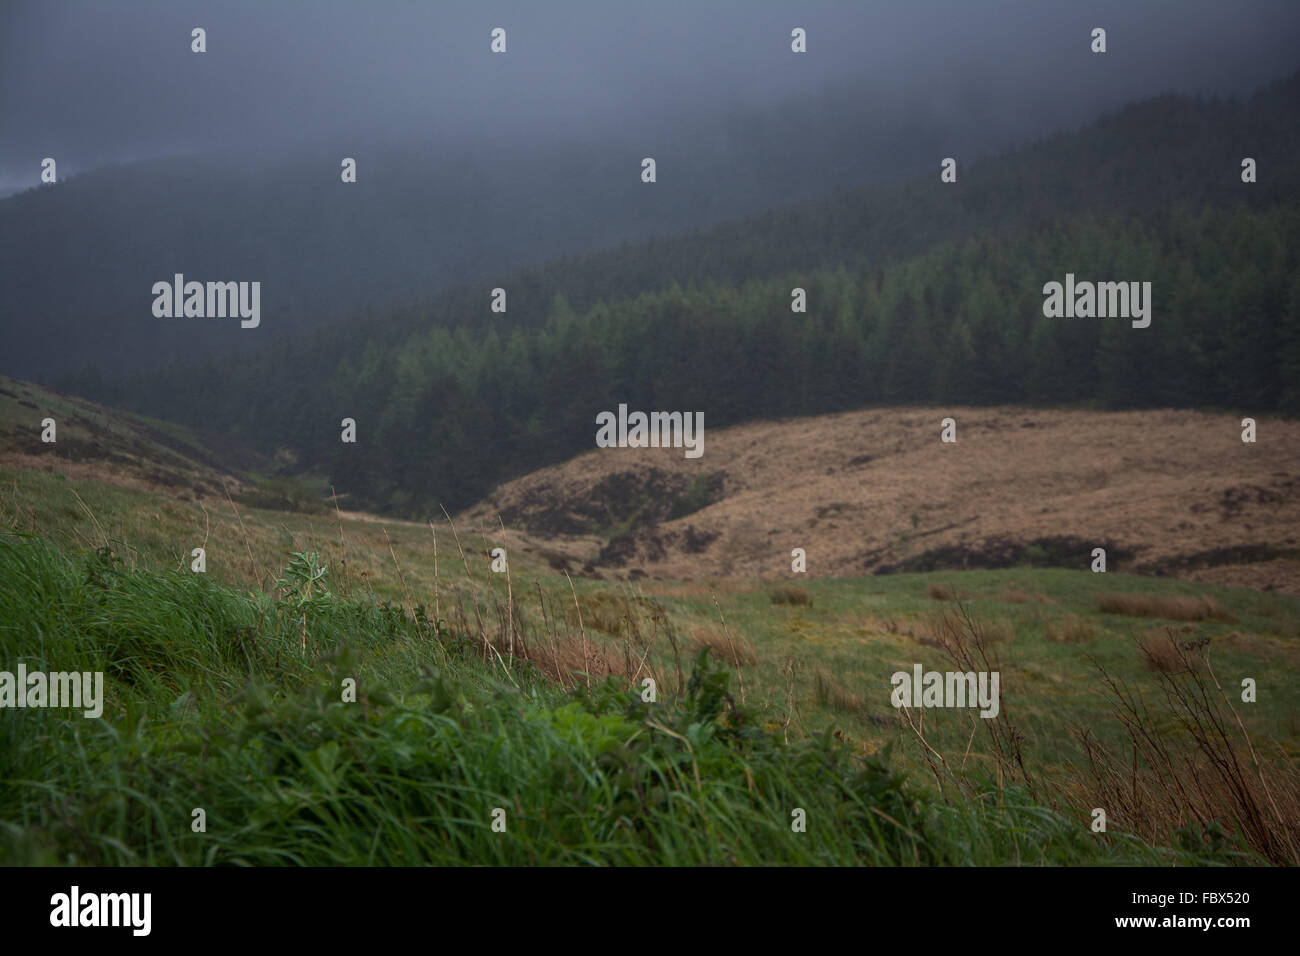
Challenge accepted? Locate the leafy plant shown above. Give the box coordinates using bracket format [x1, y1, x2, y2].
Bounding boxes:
[275, 550, 332, 652]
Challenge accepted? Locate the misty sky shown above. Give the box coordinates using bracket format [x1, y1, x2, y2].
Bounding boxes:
[2, 0, 1299, 197]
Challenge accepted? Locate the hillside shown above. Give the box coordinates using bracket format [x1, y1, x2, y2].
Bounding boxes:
[0, 73, 1062, 382]
[68, 73, 1300, 516]
[3, 394, 1299, 866]
[460, 406, 1300, 594]
[0, 375, 263, 500]
[8, 1, 1300, 879]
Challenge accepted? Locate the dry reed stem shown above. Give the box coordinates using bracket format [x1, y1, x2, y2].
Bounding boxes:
[1204, 657, 1294, 863]
[331, 485, 349, 595]
[498, 514, 514, 664]
[427, 520, 440, 620]
[564, 569, 590, 690]
[440, 503, 489, 656]
[221, 479, 261, 589]
[68, 486, 109, 550]
[382, 526, 415, 622]
[710, 589, 745, 704]
[533, 581, 568, 690]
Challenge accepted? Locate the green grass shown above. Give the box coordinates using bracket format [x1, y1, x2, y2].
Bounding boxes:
[1, 528, 1223, 866]
[648, 570, 1300, 816]
[2, 466, 1297, 864]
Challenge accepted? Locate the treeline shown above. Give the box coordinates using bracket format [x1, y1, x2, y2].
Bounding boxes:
[328, 203, 1300, 514]
[89, 200, 1300, 515]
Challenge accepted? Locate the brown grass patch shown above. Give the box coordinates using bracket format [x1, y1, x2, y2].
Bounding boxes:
[461, 406, 1300, 594]
[770, 585, 811, 606]
[812, 667, 867, 714]
[1079, 643, 1300, 865]
[573, 592, 632, 635]
[927, 607, 1014, 647]
[982, 618, 1015, 645]
[1139, 629, 1208, 674]
[1098, 592, 1237, 623]
[555, 592, 667, 638]
[520, 632, 636, 685]
[927, 583, 970, 601]
[688, 624, 757, 667]
[1045, 612, 1097, 643]
[905, 602, 1034, 803]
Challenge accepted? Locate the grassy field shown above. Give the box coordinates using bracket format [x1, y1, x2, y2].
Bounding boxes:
[3, 463, 1298, 865]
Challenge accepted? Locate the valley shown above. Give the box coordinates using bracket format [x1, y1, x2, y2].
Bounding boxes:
[3, 379, 1297, 866]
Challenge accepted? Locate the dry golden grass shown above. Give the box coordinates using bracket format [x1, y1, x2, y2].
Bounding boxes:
[573, 592, 631, 635]
[893, 594, 1300, 866]
[1045, 613, 1097, 643]
[688, 624, 757, 667]
[1098, 592, 1238, 623]
[923, 605, 1014, 648]
[1139, 630, 1208, 673]
[982, 618, 1016, 646]
[459, 406, 1300, 593]
[518, 632, 636, 685]
[1079, 642, 1300, 865]
[812, 668, 867, 715]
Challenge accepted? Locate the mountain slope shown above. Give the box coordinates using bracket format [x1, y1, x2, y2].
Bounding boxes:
[459, 405, 1300, 594]
[0, 74, 1055, 382]
[43, 72, 1300, 517]
[6, 72, 1298, 388]
[0, 375, 263, 501]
